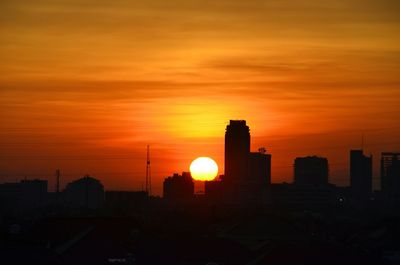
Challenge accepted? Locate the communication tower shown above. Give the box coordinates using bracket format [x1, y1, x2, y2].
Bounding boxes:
[146, 145, 151, 195]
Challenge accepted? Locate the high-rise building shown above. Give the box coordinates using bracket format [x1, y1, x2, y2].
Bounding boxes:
[248, 151, 271, 185]
[350, 150, 372, 200]
[294, 156, 329, 186]
[223, 120, 271, 204]
[381, 152, 400, 207]
[224, 120, 250, 183]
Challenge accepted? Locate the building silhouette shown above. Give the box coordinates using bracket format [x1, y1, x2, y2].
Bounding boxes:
[270, 156, 334, 209]
[350, 150, 372, 201]
[224, 120, 250, 184]
[222, 120, 271, 204]
[163, 172, 194, 203]
[248, 150, 271, 185]
[64, 175, 104, 209]
[294, 156, 329, 186]
[0, 179, 48, 214]
[381, 152, 400, 207]
[204, 176, 223, 201]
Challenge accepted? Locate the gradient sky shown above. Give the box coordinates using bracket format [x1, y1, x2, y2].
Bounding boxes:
[1, 0, 399, 195]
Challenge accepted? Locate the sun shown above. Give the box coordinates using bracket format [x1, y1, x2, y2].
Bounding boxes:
[190, 157, 218, 181]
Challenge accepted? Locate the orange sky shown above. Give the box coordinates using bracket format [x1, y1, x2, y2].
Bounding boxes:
[1, 0, 399, 195]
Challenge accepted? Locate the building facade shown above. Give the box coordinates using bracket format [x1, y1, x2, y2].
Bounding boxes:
[223, 120, 271, 205]
[350, 150, 372, 200]
[224, 120, 250, 184]
[381, 152, 400, 207]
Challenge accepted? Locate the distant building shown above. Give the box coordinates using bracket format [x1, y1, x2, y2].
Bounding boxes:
[248, 151, 271, 185]
[381, 152, 400, 207]
[350, 150, 372, 200]
[294, 156, 329, 186]
[0, 179, 48, 213]
[64, 175, 104, 209]
[163, 172, 194, 203]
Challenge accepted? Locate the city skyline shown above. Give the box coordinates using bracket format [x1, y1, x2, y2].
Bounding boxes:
[1, 116, 399, 195]
[1, 118, 398, 196]
[1, 2, 400, 263]
[1, 0, 400, 195]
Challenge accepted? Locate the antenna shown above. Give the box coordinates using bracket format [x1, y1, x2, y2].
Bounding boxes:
[55, 169, 60, 193]
[146, 145, 151, 196]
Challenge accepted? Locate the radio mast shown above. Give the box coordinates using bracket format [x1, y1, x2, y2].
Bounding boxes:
[146, 145, 151, 196]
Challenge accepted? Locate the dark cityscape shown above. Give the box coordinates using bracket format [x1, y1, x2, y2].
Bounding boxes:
[1, 1, 400, 264]
[1, 120, 399, 265]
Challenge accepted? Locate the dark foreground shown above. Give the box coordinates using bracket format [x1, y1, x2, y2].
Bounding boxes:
[1, 203, 399, 265]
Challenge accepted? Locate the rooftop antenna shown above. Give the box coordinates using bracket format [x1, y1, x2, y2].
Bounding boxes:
[146, 145, 151, 196]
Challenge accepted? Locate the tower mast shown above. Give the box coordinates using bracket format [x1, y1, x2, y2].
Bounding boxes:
[146, 145, 151, 196]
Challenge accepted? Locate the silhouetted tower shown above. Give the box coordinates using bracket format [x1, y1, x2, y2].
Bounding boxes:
[146, 145, 151, 196]
[381, 152, 400, 206]
[55, 169, 60, 193]
[350, 150, 372, 200]
[224, 120, 250, 183]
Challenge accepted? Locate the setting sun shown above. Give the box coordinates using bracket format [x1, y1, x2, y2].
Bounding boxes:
[189, 157, 218, 181]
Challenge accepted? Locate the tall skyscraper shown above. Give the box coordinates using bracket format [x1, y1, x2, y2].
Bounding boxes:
[224, 120, 250, 183]
[294, 156, 329, 186]
[223, 120, 271, 205]
[350, 150, 372, 200]
[381, 152, 400, 207]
